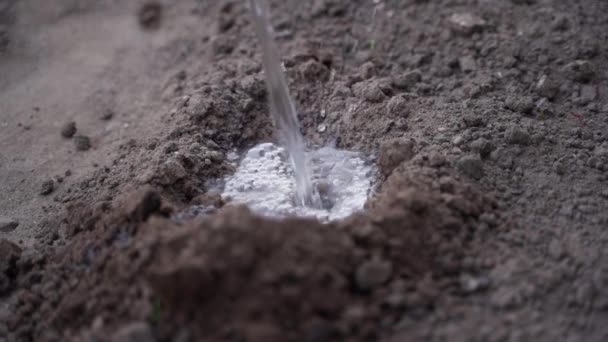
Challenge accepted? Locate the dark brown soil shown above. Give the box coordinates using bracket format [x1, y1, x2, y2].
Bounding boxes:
[1, 0, 608, 341]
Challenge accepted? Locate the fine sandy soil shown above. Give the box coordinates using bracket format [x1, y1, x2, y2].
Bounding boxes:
[1, 0, 607, 341]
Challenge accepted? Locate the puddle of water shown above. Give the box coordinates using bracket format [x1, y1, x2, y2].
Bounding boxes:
[222, 143, 376, 222]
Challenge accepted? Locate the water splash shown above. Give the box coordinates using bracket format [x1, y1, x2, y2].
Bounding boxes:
[248, 0, 321, 207]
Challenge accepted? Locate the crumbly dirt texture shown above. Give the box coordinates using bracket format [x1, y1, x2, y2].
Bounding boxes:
[1, 0, 608, 341]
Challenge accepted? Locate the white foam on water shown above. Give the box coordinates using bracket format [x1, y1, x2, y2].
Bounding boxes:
[222, 143, 376, 222]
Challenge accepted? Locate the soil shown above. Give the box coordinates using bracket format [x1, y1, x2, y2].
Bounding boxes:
[1, 0, 608, 341]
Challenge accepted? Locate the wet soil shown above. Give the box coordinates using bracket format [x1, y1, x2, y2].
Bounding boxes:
[1, 0, 608, 341]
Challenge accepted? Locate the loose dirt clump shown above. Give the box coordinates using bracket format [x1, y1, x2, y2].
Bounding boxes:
[0, 239, 21, 295]
[60, 121, 77, 139]
[7, 165, 495, 341]
[138, 1, 162, 30]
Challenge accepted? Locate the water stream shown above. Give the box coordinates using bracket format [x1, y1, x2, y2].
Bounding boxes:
[248, 0, 321, 207]
[171, 1, 376, 223]
[204, 0, 376, 222]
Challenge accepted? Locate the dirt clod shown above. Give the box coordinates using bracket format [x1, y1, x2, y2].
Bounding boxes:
[138, 2, 162, 30]
[506, 126, 532, 145]
[355, 258, 393, 290]
[74, 134, 91, 151]
[385, 95, 410, 117]
[101, 109, 114, 121]
[391, 70, 421, 90]
[449, 13, 487, 36]
[459, 55, 477, 73]
[124, 187, 162, 222]
[457, 154, 484, 179]
[562, 60, 595, 83]
[352, 80, 387, 103]
[378, 139, 415, 176]
[0, 217, 18, 233]
[505, 96, 534, 115]
[535, 75, 560, 99]
[39, 179, 54, 196]
[470, 138, 495, 159]
[60, 121, 77, 138]
[112, 321, 156, 342]
[0, 238, 20, 294]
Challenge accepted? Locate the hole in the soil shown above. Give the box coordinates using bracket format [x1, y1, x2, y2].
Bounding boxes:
[220, 142, 376, 222]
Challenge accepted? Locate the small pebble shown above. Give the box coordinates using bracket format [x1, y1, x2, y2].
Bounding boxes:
[452, 135, 464, 146]
[460, 274, 491, 294]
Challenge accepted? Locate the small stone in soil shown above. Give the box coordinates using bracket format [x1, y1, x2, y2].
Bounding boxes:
[60, 121, 77, 138]
[40, 179, 55, 196]
[460, 274, 491, 294]
[0, 217, 19, 233]
[457, 155, 484, 180]
[74, 135, 91, 151]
